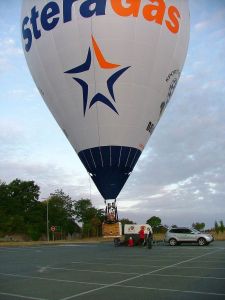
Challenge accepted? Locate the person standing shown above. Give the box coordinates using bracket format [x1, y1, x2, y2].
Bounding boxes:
[138, 226, 145, 246]
[147, 228, 153, 249]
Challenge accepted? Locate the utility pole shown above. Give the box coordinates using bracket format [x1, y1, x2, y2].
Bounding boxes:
[43, 198, 49, 242]
[47, 199, 49, 242]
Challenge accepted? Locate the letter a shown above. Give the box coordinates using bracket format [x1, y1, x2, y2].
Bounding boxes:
[80, 0, 106, 18]
[143, 0, 166, 25]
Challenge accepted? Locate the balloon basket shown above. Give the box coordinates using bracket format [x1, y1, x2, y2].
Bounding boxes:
[102, 222, 122, 239]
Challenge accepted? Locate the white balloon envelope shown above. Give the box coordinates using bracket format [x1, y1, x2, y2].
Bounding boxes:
[21, 0, 190, 200]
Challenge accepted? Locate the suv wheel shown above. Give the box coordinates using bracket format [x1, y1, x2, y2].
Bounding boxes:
[198, 237, 206, 246]
[169, 238, 177, 246]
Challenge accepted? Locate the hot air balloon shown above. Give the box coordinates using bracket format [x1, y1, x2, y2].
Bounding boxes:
[21, 0, 190, 222]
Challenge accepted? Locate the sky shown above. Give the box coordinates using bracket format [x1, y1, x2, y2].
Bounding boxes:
[0, 0, 225, 228]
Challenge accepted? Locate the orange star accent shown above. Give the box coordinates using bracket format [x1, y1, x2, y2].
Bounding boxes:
[91, 35, 120, 69]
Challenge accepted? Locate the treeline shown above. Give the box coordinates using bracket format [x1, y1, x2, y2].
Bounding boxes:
[0, 179, 104, 240]
[0, 179, 166, 240]
[1, 179, 223, 241]
[214, 220, 225, 234]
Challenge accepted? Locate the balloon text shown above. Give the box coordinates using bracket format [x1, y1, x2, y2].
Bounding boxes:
[22, 0, 181, 52]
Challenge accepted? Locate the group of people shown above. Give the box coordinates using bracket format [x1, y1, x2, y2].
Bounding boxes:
[138, 226, 153, 248]
[105, 202, 118, 223]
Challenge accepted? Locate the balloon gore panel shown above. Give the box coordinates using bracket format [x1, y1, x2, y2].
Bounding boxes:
[78, 146, 141, 199]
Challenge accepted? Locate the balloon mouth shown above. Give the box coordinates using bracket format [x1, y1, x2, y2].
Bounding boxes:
[78, 146, 141, 199]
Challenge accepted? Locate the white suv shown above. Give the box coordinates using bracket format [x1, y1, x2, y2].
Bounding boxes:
[165, 227, 214, 246]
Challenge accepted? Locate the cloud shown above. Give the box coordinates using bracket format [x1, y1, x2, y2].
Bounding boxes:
[0, 118, 25, 143]
[193, 5, 225, 33]
[116, 52, 225, 227]
[5, 87, 40, 102]
[0, 38, 22, 56]
[0, 158, 97, 200]
[0, 37, 23, 72]
[194, 21, 208, 32]
[0, 57, 11, 72]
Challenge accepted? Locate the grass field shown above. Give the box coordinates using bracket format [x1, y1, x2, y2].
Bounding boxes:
[210, 231, 225, 240]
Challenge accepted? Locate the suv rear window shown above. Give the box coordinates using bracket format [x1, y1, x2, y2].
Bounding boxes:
[169, 229, 181, 233]
[169, 228, 192, 234]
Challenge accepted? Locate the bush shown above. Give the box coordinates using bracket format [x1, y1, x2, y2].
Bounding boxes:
[27, 227, 42, 241]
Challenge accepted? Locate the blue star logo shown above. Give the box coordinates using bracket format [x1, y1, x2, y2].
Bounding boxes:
[65, 35, 130, 116]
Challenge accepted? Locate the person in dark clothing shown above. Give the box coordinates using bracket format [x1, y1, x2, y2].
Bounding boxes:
[147, 228, 153, 249]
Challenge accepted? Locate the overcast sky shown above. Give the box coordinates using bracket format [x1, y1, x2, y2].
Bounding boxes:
[0, 0, 225, 228]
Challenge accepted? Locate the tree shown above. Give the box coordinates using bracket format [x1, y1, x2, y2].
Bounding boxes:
[93, 208, 105, 236]
[214, 221, 220, 234]
[0, 179, 41, 236]
[74, 199, 104, 237]
[74, 199, 93, 223]
[47, 190, 79, 237]
[25, 201, 46, 240]
[0, 181, 10, 234]
[146, 216, 161, 232]
[66, 218, 81, 236]
[219, 220, 225, 233]
[192, 222, 205, 231]
[0, 179, 107, 240]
